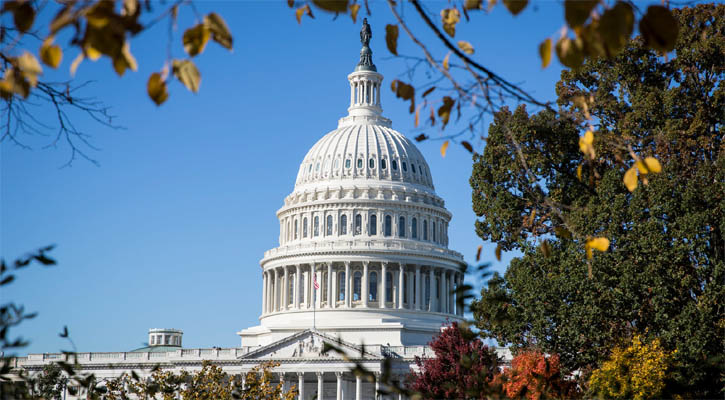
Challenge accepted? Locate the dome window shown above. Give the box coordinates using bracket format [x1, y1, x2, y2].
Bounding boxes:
[411, 164, 416, 173]
[369, 214, 377, 235]
[294, 220, 298, 239]
[314, 216, 320, 237]
[357, 158, 363, 169]
[392, 160, 398, 170]
[326, 215, 333, 236]
[334, 159, 340, 169]
[386, 272, 393, 302]
[369, 158, 375, 169]
[354, 214, 362, 235]
[402, 162, 408, 172]
[309, 164, 313, 172]
[369, 271, 378, 301]
[324, 159, 330, 170]
[432, 221, 437, 242]
[412, 218, 418, 239]
[399, 216, 406, 238]
[353, 271, 362, 300]
[315, 162, 320, 171]
[303, 218, 308, 238]
[338, 271, 346, 300]
[381, 159, 387, 170]
[345, 159, 351, 168]
[340, 215, 348, 235]
[384, 215, 392, 237]
[423, 220, 428, 241]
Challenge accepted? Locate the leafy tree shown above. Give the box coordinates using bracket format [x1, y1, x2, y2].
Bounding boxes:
[588, 334, 671, 400]
[408, 322, 502, 399]
[30, 363, 67, 400]
[471, 4, 723, 398]
[501, 350, 578, 400]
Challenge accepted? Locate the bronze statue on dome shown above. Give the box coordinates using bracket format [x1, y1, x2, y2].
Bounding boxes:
[360, 18, 372, 47]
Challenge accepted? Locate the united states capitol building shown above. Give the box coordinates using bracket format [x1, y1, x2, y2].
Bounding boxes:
[12, 21, 509, 399]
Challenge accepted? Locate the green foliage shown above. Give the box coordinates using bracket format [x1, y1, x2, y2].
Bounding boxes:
[471, 4, 724, 398]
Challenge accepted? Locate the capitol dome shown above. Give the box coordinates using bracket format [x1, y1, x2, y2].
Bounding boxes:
[238, 24, 465, 348]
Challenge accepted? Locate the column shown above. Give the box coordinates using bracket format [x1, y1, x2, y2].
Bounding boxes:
[298, 372, 305, 400]
[345, 262, 351, 308]
[362, 261, 369, 307]
[327, 262, 333, 308]
[273, 268, 279, 312]
[304, 265, 310, 309]
[350, 82, 354, 107]
[441, 270, 448, 314]
[398, 265, 404, 309]
[407, 271, 414, 310]
[415, 266, 421, 310]
[332, 265, 338, 309]
[262, 271, 267, 314]
[315, 264, 322, 309]
[283, 266, 289, 310]
[336, 372, 343, 400]
[279, 373, 286, 398]
[455, 273, 461, 316]
[380, 262, 387, 308]
[355, 375, 362, 400]
[449, 271, 455, 315]
[428, 268, 435, 312]
[374, 373, 380, 400]
[316, 372, 323, 400]
[295, 265, 301, 309]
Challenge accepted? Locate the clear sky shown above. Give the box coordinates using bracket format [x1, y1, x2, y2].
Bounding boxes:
[1, 1, 564, 354]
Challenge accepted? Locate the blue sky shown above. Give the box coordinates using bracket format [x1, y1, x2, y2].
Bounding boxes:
[1, 1, 564, 353]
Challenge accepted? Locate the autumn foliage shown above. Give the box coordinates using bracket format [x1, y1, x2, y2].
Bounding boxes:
[408, 322, 501, 399]
[502, 350, 579, 400]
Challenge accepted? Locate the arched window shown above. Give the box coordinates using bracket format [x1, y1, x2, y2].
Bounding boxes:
[403, 274, 408, 303]
[314, 216, 319, 237]
[338, 271, 346, 301]
[386, 272, 393, 302]
[435, 276, 440, 299]
[294, 219, 298, 239]
[151, 336, 155, 345]
[369, 271, 378, 301]
[392, 160, 398, 170]
[326, 215, 333, 236]
[357, 158, 363, 168]
[370, 214, 377, 235]
[398, 216, 406, 238]
[353, 271, 362, 301]
[402, 162, 408, 172]
[423, 220, 428, 241]
[354, 214, 362, 235]
[440, 224, 444, 244]
[369, 158, 375, 169]
[340, 215, 348, 235]
[433, 221, 437, 242]
[286, 221, 291, 241]
[303, 218, 308, 238]
[381, 159, 387, 170]
[334, 158, 339, 169]
[384, 215, 392, 237]
[411, 164, 416, 173]
[289, 273, 295, 305]
[315, 162, 320, 171]
[412, 218, 418, 239]
[345, 159, 351, 168]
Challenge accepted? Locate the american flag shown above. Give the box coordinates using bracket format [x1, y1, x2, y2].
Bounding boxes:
[313, 273, 319, 290]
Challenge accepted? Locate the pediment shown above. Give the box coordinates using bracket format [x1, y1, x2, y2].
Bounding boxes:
[239, 330, 380, 360]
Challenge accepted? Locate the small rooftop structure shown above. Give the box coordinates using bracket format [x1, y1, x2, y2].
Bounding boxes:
[130, 328, 183, 353]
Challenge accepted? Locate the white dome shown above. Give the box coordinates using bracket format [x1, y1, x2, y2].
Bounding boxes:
[295, 123, 435, 192]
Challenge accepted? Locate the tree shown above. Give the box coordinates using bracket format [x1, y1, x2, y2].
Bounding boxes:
[408, 322, 502, 399]
[471, 4, 723, 397]
[30, 363, 67, 400]
[1, 0, 233, 164]
[588, 334, 671, 400]
[501, 350, 578, 400]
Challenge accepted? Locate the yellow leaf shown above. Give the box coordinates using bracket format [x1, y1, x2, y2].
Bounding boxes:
[495, 242, 502, 261]
[183, 23, 211, 57]
[441, 140, 450, 158]
[635, 160, 648, 174]
[16, 52, 42, 86]
[414, 104, 420, 128]
[204, 13, 233, 50]
[172, 59, 201, 93]
[623, 166, 638, 191]
[85, 45, 102, 61]
[576, 164, 583, 181]
[40, 39, 63, 69]
[69, 53, 84, 76]
[441, 8, 460, 37]
[585, 237, 610, 260]
[476, 245, 482, 261]
[385, 24, 399, 56]
[147, 72, 169, 106]
[443, 52, 451, 71]
[113, 42, 137, 76]
[457, 40, 475, 54]
[295, 5, 307, 24]
[539, 38, 552, 68]
[644, 157, 662, 173]
[578, 130, 595, 159]
[349, 3, 360, 23]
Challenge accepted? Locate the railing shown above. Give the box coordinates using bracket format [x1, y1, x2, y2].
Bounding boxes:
[263, 239, 463, 260]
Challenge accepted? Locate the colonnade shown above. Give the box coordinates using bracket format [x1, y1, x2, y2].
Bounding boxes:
[350, 76, 381, 108]
[271, 370, 404, 400]
[261, 261, 464, 316]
